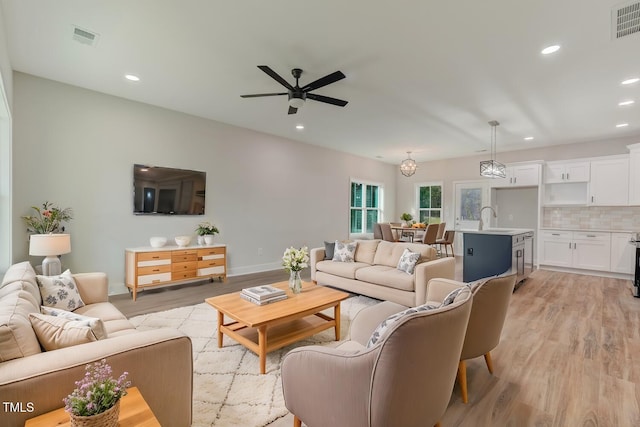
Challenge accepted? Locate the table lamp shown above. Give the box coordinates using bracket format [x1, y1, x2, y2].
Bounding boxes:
[29, 234, 71, 276]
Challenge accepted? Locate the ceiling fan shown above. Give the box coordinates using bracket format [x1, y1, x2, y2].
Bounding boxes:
[240, 65, 348, 115]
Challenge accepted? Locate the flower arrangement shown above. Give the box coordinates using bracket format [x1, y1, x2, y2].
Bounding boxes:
[195, 221, 219, 236]
[22, 201, 73, 234]
[64, 359, 131, 417]
[282, 246, 310, 272]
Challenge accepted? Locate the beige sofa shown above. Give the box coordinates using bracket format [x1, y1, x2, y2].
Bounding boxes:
[311, 240, 455, 306]
[0, 261, 192, 426]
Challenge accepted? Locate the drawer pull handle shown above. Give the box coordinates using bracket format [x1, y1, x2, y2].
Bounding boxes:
[552, 233, 560, 236]
[586, 234, 596, 238]
[152, 280, 160, 283]
[152, 256, 160, 259]
[152, 269, 159, 272]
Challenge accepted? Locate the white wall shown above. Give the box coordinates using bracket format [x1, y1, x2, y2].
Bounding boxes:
[0, 5, 12, 274]
[12, 73, 396, 293]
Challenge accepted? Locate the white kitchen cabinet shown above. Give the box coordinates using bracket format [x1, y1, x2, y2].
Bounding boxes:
[610, 232, 634, 274]
[628, 143, 640, 205]
[491, 163, 540, 188]
[589, 156, 629, 206]
[544, 161, 590, 184]
[540, 230, 611, 271]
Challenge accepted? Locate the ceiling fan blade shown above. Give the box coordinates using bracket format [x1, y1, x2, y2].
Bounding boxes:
[306, 93, 348, 107]
[240, 92, 287, 98]
[257, 65, 294, 90]
[288, 106, 298, 115]
[301, 71, 346, 92]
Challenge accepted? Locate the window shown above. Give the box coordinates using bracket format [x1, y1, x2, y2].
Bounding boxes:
[350, 180, 382, 234]
[417, 183, 442, 224]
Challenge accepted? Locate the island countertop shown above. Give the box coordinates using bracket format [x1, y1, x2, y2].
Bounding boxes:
[456, 228, 534, 236]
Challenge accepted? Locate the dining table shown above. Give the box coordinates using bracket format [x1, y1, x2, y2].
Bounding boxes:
[390, 226, 425, 242]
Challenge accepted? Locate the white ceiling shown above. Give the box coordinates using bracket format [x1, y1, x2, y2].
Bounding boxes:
[2, 0, 640, 164]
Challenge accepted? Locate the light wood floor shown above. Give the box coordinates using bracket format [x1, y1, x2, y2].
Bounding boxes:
[111, 264, 640, 426]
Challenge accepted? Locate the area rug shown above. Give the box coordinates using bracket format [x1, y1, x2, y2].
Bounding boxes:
[129, 295, 379, 427]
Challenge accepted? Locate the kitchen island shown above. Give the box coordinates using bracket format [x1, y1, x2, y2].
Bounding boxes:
[460, 228, 534, 284]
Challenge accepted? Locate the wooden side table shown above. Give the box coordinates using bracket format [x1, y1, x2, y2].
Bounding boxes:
[25, 387, 160, 427]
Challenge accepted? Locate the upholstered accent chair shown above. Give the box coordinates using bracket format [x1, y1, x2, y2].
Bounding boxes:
[281, 282, 473, 427]
[429, 274, 517, 403]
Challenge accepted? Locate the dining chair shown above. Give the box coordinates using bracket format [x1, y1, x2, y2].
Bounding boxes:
[373, 223, 383, 239]
[380, 223, 396, 242]
[437, 230, 455, 257]
[436, 222, 446, 240]
[421, 223, 439, 245]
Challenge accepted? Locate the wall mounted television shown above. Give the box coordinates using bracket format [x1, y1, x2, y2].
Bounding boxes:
[133, 164, 206, 215]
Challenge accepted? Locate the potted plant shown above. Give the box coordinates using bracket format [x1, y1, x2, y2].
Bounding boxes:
[64, 359, 130, 427]
[400, 213, 413, 227]
[22, 201, 73, 234]
[196, 221, 219, 245]
[282, 246, 309, 294]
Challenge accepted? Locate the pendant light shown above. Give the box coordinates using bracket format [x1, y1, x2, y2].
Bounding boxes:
[400, 151, 417, 177]
[480, 120, 506, 178]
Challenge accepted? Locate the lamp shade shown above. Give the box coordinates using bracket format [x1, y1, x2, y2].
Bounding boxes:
[29, 234, 71, 256]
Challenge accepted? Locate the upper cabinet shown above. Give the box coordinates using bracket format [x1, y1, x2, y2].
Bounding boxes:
[589, 156, 629, 206]
[490, 163, 540, 188]
[628, 143, 640, 205]
[544, 161, 590, 183]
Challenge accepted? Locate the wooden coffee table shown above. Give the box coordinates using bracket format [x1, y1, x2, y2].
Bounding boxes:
[205, 281, 349, 374]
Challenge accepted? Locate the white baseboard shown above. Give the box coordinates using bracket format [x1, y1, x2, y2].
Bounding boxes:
[538, 266, 633, 281]
[227, 262, 282, 277]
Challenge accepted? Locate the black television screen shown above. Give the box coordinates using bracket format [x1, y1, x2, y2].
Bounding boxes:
[133, 164, 206, 215]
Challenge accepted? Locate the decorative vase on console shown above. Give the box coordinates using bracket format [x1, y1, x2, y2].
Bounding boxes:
[197, 235, 205, 245]
[204, 235, 215, 245]
[196, 221, 220, 246]
[282, 246, 309, 294]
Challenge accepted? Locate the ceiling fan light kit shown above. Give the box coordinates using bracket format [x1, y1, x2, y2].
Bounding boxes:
[480, 120, 507, 178]
[241, 66, 348, 115]
[400, 151, 417, 177]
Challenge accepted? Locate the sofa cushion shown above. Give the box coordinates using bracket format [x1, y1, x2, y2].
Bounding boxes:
[29, 313, 105, 350]
[332, 241, 357, 262]
[355, 265, 415, 291]
[0, 289, 42, 361]
[36, 270, 85, 311]
[396, 248, 421, 274]
[373, 241, 437, 268]
[1, 261, 41, 306]
[316, 260, 371, 280]
[354, 240, 380, 264]
[74, 302, 136, 335]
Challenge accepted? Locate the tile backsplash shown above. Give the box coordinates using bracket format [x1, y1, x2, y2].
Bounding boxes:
[543, 206, 640, 231]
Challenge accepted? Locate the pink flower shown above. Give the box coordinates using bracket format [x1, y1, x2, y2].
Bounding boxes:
[42, 210, 52, 217]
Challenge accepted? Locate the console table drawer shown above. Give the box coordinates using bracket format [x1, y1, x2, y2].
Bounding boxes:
[172, 270, 197, 280]
[172, 261, 198, 272]
[138, 272, 172, 286]
[172, 251, 197, 262]
[198, 266, 225, 276]
[198, 259, 225, 268]
[198, 247, 225, 257]
[137, 264, 172, 275]
[137, 251, 171, 262]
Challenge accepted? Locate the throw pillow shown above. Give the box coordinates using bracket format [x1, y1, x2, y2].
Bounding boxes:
[366, 303, 439, 348]
[332, 241, 357, 263]
[40, 306, 108, 340]
[442, 285, 472, 306]
[29, 313, 106, 351]
[36, 270, 85, 311]
[396, 248, 421, 274]
[323, 241, 336, 260]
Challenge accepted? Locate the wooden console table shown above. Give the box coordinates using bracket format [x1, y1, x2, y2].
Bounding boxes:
[25, 387, 160, 426]
[125, 244, 226, 300]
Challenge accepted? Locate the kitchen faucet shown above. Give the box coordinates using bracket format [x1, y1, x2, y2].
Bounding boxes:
[478, 206, 496, 231]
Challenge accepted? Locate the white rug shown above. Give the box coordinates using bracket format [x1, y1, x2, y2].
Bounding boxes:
[129, 295, 379, 427]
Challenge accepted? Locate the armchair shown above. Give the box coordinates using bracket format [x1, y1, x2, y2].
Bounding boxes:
[281, 284, 473, 427]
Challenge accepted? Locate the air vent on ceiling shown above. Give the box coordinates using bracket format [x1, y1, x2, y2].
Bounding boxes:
[612, 1, 640, 39]
[72, 26, 99, 46]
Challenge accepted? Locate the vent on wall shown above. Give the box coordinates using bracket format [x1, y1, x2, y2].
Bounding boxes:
[72, 26, 99, 46]
[612, 1, 640, 39]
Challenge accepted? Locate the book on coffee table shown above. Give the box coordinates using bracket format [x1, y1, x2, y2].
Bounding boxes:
[242, 285, 286, 301]
[240, 292, 288, 305]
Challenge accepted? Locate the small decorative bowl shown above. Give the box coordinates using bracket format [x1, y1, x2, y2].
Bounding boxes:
[149, 237, 167, 248]
[175, 236, 191, 247]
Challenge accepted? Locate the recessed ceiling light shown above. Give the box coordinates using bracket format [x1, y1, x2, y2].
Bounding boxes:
[295, 124, 304, 130]
[616, 123, 629, 128]
[541, 45, 560, 55]
[524, 136, 534, 141]
[125, 74, 140, 82]
[619, 100, 635, 106]
[621, 78, 639, 85]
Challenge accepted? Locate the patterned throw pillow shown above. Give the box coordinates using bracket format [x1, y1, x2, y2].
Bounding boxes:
[332, 241, 357, 262]
[40, 306, 107, 340]
[366, 303, 439, 348]
[36, 270, 85, 311]
[396, 248, 421, 274]
[442, 285, 472, 306]
[29, 313, 105, 351]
